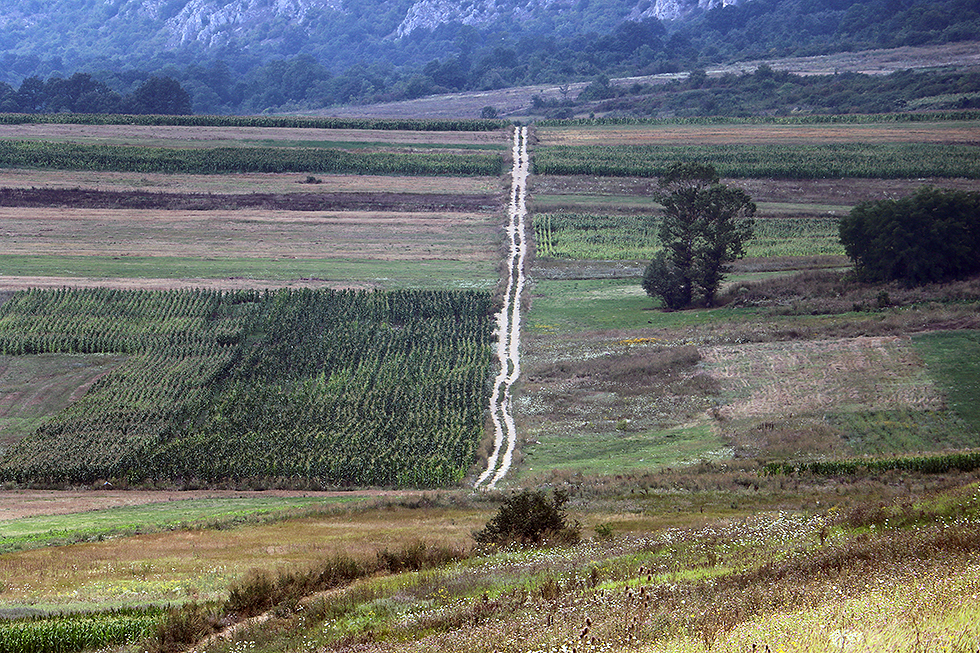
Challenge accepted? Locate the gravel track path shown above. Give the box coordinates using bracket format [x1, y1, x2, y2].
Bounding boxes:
[475, 126, 528, 489]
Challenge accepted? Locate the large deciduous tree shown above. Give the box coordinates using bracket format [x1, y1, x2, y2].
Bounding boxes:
[839, 186, 980, 286]
[128, 76, 193, 115]
[643, 162, 755, 310]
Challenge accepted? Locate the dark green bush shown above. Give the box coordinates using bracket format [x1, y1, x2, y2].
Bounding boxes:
[474, 489, 580, 545]
[839, 186, 980, 286]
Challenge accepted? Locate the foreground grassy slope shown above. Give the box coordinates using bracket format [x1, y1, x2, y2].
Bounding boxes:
[201, 484, 980, 653]
[2, 472, 979, 652]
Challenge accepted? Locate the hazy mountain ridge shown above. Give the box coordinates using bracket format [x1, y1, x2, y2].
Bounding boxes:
[0, 0, 976, 114]
[0, 0, 722, 59]
[392, 0, 570, 39]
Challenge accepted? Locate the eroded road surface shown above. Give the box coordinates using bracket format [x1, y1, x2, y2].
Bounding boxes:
[475, 126, 528, 489]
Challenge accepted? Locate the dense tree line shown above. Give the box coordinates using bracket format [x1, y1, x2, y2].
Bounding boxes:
[839, 186, 980, 286]
[0, 73, 191, 115]
[576, 66, 980, 118]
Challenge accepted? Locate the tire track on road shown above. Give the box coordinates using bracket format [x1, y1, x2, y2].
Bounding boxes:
[475, 125, 528, 489]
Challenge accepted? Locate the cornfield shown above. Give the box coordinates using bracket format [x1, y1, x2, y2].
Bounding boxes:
[764, 449, 980, 476]
[0, 610, 160, 653]
[533, 142, 980, 179]
[533, 213, 841, 260]
[0, 113, 506, 131]
[0, 287, 493, 488]
[0, 141, 503, 176]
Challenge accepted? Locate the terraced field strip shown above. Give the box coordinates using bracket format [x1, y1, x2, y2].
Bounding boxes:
[0, 169, 500, 195]
[1, 207, 498, 261]
[534, 120, 980, 146]
[0, 124, 507, 149]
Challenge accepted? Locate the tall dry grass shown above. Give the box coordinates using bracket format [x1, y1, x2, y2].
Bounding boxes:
[185, 480, 980, 653]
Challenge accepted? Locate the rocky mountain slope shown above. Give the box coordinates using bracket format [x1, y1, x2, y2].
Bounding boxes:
[0, 0, 736, 68]
[1, 0, 975, 114]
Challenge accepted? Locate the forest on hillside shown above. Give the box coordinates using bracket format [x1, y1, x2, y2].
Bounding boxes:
[0, 0, 977, 114]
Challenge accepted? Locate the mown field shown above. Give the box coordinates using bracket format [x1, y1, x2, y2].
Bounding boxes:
[1, 111, 980, 653]
[0, 117, 507, 292]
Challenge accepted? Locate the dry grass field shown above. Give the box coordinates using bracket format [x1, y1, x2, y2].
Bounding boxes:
[703, 335, 942, 420]
[1, 208, 498, 262]
[534, 120, 980, 147]
[0, 498, 486, 611]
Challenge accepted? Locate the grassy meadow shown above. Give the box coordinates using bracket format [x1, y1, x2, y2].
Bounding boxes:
[1, 112, 980, 652]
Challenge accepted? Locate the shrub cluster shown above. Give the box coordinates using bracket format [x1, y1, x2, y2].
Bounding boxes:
[839, 186, 980, 286]
[474, 489, 581, 546]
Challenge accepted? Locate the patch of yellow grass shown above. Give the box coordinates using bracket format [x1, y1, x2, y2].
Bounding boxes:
[637, 563, 980, 652]
[0, 505, 488, 609]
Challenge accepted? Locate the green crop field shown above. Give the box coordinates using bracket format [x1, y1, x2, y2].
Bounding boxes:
[0, 287, 493, 488]
[0, 609, 161, 653]
[0, 495, 360, 552]
[533, 142, 980, 179]
[0, 255, 498, 290]
[533, 213, 843, 260]
[913, 330, 980, 433]
[0, 140, 503, 176]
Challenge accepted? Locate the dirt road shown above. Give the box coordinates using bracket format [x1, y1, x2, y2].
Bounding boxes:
[475, 126, 529, 489]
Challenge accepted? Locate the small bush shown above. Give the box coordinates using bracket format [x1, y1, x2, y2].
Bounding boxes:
[376, 541, 466, 573]
[225, 569, 277, 616]
[153, 603, 218, 653]
[474, 489, 581, 546]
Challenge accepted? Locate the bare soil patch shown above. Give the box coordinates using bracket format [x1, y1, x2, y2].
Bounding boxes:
[725, 41, 980, 77]
[0, 169, 501, 195]
[314, 82, 594, 120]
[531, 175, 980, 207]
[0, 187, 500, 213]
[0, 124, 506, 148]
